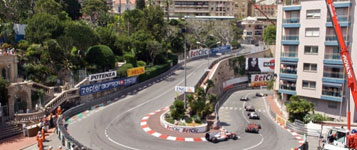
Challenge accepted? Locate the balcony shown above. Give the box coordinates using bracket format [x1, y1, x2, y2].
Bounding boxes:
[325, 35, 349, 46]
[324, 53, 343, 65]
[321, 87, 343, 102]
[282, 35, 299, 45]
[279, 84, 297, 95]
[283, 0, 301, 11]
[322, 71, 345, 84]
[326, 15, 350, 27]
[282, 18, 300, 28]
[333, 0, 352, 8]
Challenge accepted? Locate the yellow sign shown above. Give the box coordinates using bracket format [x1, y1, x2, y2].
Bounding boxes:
[127, 67, 145, 77]
[276, 115, 286, 127]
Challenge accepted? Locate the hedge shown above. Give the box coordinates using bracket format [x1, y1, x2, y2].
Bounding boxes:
[138, 60, 172, 82]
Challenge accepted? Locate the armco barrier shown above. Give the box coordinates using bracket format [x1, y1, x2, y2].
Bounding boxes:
[56, 50, 242, 149]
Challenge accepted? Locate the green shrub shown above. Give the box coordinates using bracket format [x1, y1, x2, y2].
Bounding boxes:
[117, 63, 133, 77]
[312, 113, 328, 123]
[170, 100, 185, 120]
[124, 53, 137, 66]
[185, 117, 193, 123]
[193, 115, 201, 123]
[168, 53, 178, 65]
[85, 45, 115, 72]
[303, 113, 312, 123]
[45, 75, 58, 86]
[137, 61, 146, 67]
[231, 40, 241, 49]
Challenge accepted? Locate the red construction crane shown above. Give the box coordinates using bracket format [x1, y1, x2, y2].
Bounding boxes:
[248, 0, 276, 25]
[326, 0, 357, 131]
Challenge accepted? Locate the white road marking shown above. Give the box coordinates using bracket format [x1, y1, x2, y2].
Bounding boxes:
[229, 107, 233, 110]
[143, 127, 151, 132]
[201, 137, 207, 141]
[234, 107, 238, 110]
[142, 116, 149, 120]
[185, 138, 194, 142]
[104, 62, 205, 150]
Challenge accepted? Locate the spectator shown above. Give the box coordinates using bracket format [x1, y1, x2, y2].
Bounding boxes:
[57, 146, 62, 150]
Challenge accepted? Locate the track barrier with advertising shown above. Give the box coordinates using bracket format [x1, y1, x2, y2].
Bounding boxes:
[127, 67, 145, 77]
[249, 74, 273, 87]
[245, 58, 275, 73]
[160, 110, 207, 133]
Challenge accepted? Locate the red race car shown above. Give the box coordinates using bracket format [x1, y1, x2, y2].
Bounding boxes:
[245, 123, 262, 133]
[244, 105, 255, 112]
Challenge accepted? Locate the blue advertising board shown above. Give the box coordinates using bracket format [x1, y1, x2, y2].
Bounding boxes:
[210, 45, 231, 55]
[80, 76, 138, 96]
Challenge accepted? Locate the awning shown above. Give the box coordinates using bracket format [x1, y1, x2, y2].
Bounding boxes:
[280, 78, 296, 81]
[280, 61, 298, 65]
[323, 82, 343, 87]
[324, 64, 344, 68]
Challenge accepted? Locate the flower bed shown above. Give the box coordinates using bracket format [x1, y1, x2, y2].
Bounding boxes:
[160, 110, 207, 133]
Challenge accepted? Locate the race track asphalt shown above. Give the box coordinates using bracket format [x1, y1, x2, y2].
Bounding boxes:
[68, 53, 299, 150]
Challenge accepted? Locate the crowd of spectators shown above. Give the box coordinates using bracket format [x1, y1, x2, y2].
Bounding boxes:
[0, 48, 16, 55]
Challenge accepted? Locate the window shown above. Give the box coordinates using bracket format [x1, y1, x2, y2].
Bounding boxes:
[302, 80, 316, 89]
[303, 63, 317, 72]
[328, 102, 338, 109]
[306, 9, 321, 19]
[304, 46, 318, 54]
[305, 28, 320, 37]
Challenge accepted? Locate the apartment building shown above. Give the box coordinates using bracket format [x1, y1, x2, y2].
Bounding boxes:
[112, 0, 136, 14]
[241, 17, 268, 44]
[155, 0, 253, 18]
[274, 0, 356, 122]
[253, 4, 277, 17]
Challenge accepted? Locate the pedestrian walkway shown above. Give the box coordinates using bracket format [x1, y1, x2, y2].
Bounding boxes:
[0, 128, 62, 150]
[265, 95, 284, 118]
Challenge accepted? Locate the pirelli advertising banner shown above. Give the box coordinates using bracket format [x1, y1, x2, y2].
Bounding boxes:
[250, 74, 273, 87]
[127, 67, 145, 77]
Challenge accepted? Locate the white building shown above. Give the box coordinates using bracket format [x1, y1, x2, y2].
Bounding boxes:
[274, 0, 357, 122]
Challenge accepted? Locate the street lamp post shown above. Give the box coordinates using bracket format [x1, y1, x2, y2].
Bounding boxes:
[184, 34, 187, 110]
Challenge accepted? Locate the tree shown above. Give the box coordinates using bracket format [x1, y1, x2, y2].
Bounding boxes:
[286, 95, 314, 122]
[85, 45, 115, 72]
[25, 13, 62, 44]
[60, 0, 82, 20]
[267, 78, 275, 90]
[136, 0, 145, 10]
[263, 25, 276, 45]
[63, 21, 98, 56]
[0, 0, 34, 23]
[0, 77, 9, 105]
[122, 9, 144, 36]
[81, 0, 108, 25]
[34, 0, 62, 15]
[0, 22, 16, 45]
[141, 6, 165, 41]
[96, 26, 119, 53]
[146, 40, 163, 65]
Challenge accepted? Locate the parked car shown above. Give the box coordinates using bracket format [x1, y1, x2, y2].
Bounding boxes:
[244, 105, 255, 112]
[248, 112, 260, 120]
[256, 92, 265, 97]
[205, 129, 240, 143]
[240, 96, 249, 101]
[245, 123, 262, 133]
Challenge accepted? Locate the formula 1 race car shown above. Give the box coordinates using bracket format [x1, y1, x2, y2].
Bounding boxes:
[205, 130, 240, 143]
[240, 96, 249, 101]
[245, 123, 262, 133]
[247, 112, 260, 120]
[244, 105, 255, 112]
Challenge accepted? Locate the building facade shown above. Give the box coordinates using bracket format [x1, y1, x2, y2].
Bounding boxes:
[154, 0, 253, 18]
[241, 17, 269, 44]
[274, 0, 356, 122]
[253, 4, 277, 18]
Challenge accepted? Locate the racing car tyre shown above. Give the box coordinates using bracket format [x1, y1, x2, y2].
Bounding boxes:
[205, 133, 210, 141]
[212, 137, 218, 143]
[232, 135, 238, 140]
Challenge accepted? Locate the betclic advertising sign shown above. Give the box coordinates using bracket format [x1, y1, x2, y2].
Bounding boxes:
[189, 48, 210, 58]
[250, 74, 273, 87]
[245, 58, 275, 73]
